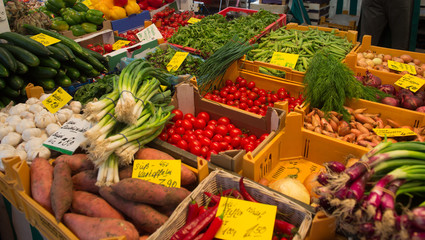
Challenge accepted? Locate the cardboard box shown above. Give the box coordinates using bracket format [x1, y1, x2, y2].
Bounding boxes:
[60, 20, 112, 40]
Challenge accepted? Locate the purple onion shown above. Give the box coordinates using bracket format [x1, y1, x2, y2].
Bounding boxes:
[415, 90, 425, 101]
[325, 161, 346, 173]
[334, 186, 348, 200]
[396, 214, 410, 231]
[381, 97, 400, 107]
[401, 95, 424, 110]
[378, 84, 396, 95]
[355, 75, 364, 83]
[363, 70, 382, 88]
[317, 172, 329, 185]
[412, 207, 425, 231]
[359, 223, 375, 235]
[417, 106, 425, 112]
[412, 231, 425, 240]
[398, 88, 414, 100]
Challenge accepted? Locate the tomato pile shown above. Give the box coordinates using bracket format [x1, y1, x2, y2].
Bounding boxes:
[160, 111, 269, 160]
[86, 43, 114, 54]
[204, 76, 305, 115]
[152, 8, 204, 40]
[117, 29, 141, 44]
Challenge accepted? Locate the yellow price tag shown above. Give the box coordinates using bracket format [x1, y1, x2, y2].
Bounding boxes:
[387, 60, 417, 75]
[394, 74, 425, 93]
[132, 160, 181, 188]
[373, 128, 417, 137]
[42, 87, 73, 114]
[30, 33, 61, 46]
[112, 40, 131, 50]
[82, 0, 92, 7]
[276, 159, 323, 183]
[215, 197, 276, 240]
[166, 52, 189, 72]
[270, 52, 299, 69]
[187, 17, 201, 24]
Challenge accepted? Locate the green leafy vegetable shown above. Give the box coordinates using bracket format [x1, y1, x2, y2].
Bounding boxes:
[74, 74, 116, 105]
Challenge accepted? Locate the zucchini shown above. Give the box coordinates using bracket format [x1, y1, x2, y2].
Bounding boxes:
[55, 75, 72, 88]
[0, 44, 40, 67]
[0, 95, 11, 106]
[86, 68, 100, 78]
[28, 66, 58, 79]
[46, 45, 69, 62]
[56, 68, 67, 79]
[83, 53, 105, 72]
[0, 78, 5, 89]
[7, 74, 25, 90]
[0, 63, 9, 78]
[39, 56, 61, 69]
[78, 75, 88, 83]
[63, 65, 80, 80]
[71, 57, 94, 73]
[54, 43, 75, 61]
[2, 86, 20, 98]
[16, 60, 29, 74]
[20, 84, 27, 97]
[37, 78, 56, 91]
[83, 47, 108, 64]
[0, 47, 17, 72]
[0, 31, 52, 56]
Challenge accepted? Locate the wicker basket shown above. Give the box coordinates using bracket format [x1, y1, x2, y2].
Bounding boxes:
[148, 169, 313, 240]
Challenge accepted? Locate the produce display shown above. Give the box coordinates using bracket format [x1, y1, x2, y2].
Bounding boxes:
[246, 27, 355, 72]
[73, 74, 115, 104]
[6, 0, 51, 34]
[91, 0, 142, 21]
[168, 10, 279, 57]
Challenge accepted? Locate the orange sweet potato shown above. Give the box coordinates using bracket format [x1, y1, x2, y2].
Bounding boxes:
[30, 157, 54, 214]
[119, 165, 133, 180]
[72, 170, 100, 194]
[51, 161, 73, 222]
[111, 178, 190, 207]
[54, 154, 94, 175]
[71, 191, 124, 220]
[63, 213, 139, 240]
[99, 186, 168, 234]
[134, 148, 197, 186]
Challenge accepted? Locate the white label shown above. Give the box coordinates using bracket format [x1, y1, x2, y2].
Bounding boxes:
[136, 24, 163, 44]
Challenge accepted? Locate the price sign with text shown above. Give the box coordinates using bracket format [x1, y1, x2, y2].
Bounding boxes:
[166, 52, 189, 72]
[270, 52, 299, 69]
[373, 128, 417, 137]
[82, 0, 92, 7]
[394, 74, 425, 93]
[30, 33, 61, 46]
[43, 118, 92, 155]
[136, 24, 163, 44]
[387, 60, 417, 75]
[215, 197, 277, 240]
[187, 17, 201, 24]
[42, 87, 72, 114]
[277, 160, 324, 183]
[112, 40, 131, 50]
[132, 160, 181, 188]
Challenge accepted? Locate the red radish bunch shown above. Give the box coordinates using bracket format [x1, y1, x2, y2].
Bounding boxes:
[204, 76, 304, 116]
[160, 111, 269, 160]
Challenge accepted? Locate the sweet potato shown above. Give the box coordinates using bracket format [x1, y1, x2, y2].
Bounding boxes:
[54, 154, 94, 175]
[99, 186, 168, 234]
[134, 148, 197, 186]
[51, 161, 73, 222]
[30, 157, 54, 214]
[72, 170, 100, 194]
[119, 165, 133, 180]
[155, 204, 176, 217]
[63, 213, 139, 240]
[111, 178, 190, 207]
[71, 191, 124, 220]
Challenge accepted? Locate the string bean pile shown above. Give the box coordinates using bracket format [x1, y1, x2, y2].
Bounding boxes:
[246, 27, 354, 72]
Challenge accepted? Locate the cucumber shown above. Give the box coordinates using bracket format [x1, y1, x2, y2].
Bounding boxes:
[0, 47, 17, 72]
[0, 95, 11, 106]
[78, 75, 88, 83]
[54, 43, 75, 61]
[71, 57, 94, 73]
[20, 84, 27, 97]
[77, 48, 106, 71]
[86, 68, 100, 78]
[0, 32, 52, 56]
[0, 78, 5, 89]
[16, 60, 29, 74]
[55, 75, 72, 88]
[0, 44, 40, 67]
[7, 74, 25, 90]
[39, 56, 61, 69]
[2, 86, 20, 98]
[83, 47, 108, 65]
[0, 63, 9, 78]
[29, 66, 58, 79]
[63, 65, 80, 80]
[56, 68, 67, 79]
[46, 45, 69, 62]
[37, 79, 56, 91]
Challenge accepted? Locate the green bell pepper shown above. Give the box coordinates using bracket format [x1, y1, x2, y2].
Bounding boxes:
[63, 0, 77, 8]
[51, 19, 70, 31]
[63, 9, 82, 25]
[81, 22, 97, 33]
[77, 11, 86, 22]
[45, 1, 61, 13]
[85, 9, 104, 25]
[47, 0, 66, 10]
[70, 24, 86, 36]
[72, 2, 90, 12]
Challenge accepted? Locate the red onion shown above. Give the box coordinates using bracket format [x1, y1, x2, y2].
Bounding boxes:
[417, 106, 425, 112]
[355, 75, 364, 83]
[381, 97, 400, 107]
[401, 95, 424, 110]
[378, 84, 396, 95]
[412, 207, 425, 231]
[416, 90, 425, 101]
[363, 70, 382, 88]
[397, 88, 414, 100]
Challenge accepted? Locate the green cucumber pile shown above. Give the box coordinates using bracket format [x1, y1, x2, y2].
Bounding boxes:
[0, 25, 108, 106]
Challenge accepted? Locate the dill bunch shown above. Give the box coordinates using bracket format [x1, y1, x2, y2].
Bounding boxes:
[303, 50, 387, 121]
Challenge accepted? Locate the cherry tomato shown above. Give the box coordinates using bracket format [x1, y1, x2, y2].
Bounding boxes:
[229, 128, 242, 138]
[194, 129, 203, 136]
[247, 81, 256, 89]
[172, 109, 183, 121]
[193, 118, 206, 129]
[87, 43, 94, 48]
[226, 124, 235, 130]
[197, 112, 210, 122]
[209, 142, 221, 153]
[177, 139, 188, 150]
[190, 145, 202, 156]
[239, 78, 247, 87]
[184, 113, 194, 120]
[219, 141, 229, 151]
[175, 127, 186, 135]
[200, 146, 209, 157]
[212, 134, 223, 142]
[169, 134, 182, 144]
[181, 119, 193, 130]
[244, 143, 256, 152]
[215, 125, 228, 136]
[230, 136, 241, 148]
[240, 138, 250, 148]
[166, 128, 175, 136]
[223, 136, 232, 144]
[208, 120, 218, 126]
[217, 117, 230, 125]
[259, 133, 269, 142]
[199, 136, 211, 147]
[159, 132, 168, 141]
[225, 79, 233, 86]
[203, 129, 214, 139]
[103, 44, 113, 53]
[205, 124, 216, 133]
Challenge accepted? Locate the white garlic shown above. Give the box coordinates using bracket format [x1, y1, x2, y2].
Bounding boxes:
[16, 119, 36, 134]
[25, 138, 44, 152]
[39, 94, 51, 102]
[5, 115, 21, 131]
[69, 101, 82, 114]
[27, 146, 50, 160]
[46, 123, 60, 136]
[0, 125, 14, 140]
[1, 132, 21, 147]
[34, 110, 56, 129]
[14, 149, 27, 161]
[29, 104, 44, 114]
[26, 97, 40, 105]
[20, 111, 34, 120]
[8, 103, 28, 116]
[22, 128, 42, 142]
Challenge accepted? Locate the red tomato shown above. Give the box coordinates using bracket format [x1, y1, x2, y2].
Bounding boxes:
[235, 76, 244, 84]
[248, 134, 257, 141]
[239, 102, 248, 110]
[229, 128, 242, 138]
[247, 92, 257, 101]
[229, 86, 237, 94]
[172, 109, 183, 121]
[230, 136, 241, 148]
[215, 125, 228, 136]
[181, 119, 193, 130]
[219, 90, 228, 98]
[251, 87, 259, 93]
[189, 139, 201, 149]
[212, 134, 223, 142]
[219, 141, 229, 151]
[184, 113, 195, 120]
[193, 118, 206, 129]
[226, 94, 234, 101]
[209, 142, 221, 153]
[199, 136, 211, 147]
[169, 134, 182, 144]
[200, 146, 209, 157]
[247, 81, 256, 89]
[240, 138, 250, 148]
[87, 43, 94, 48]
[190, 145, 202, 156]
[217, 117, 230, 125]
[203, 129, 214, 139]
[205, 124, 216, 133]
[223, 135, 232, 144]
[239, 78, 247, 87]
[225, 79, 233, 86]
[166, 128, 175, 136]
[250, 106, 260, 114]
[197, 112, 210, 122]
[226, 124, 235, 130]
[177, 139, 188, 150]
[183, 134, 197, 143]
[174, 119, 182, 127]
[159, 132, 168, 141]
[244, 143, 256, 152]
[208, 120, 218, 126]
[234, 91, 241, 100]
[175, 127, 185, 135]
[259, 133, 269, 142]
[194, 129, 203, 136]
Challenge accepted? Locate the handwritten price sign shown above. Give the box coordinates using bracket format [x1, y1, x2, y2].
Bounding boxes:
[394, 74, 425, 93]
[42, 87, 72, 114]
[30, 33, 61, 46]
[132, 160, 181, 188]
[187, 17, 201, 24]
[166, 52, 189, 72]
[112, 40, 131, 50]
[373, 128, 417, 137]
[277, 160, 323, 182]
[136, 24, 163, 44]
[270, 52, 299, 69]
[215, 197, 276, 240]
[387, 60, 417, 75]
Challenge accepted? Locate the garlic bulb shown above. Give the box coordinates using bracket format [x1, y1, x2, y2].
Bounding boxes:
[0, 112, 8, 123]
[40, 132, 48, 141]
[72, 114, 83, 119]
[39, 94, 51, 102]
[69, 101, 82, 114]
[26, 97, 40, 105]
[22, 128, 42, 142]
[15, 149, 27, 161]
[16, 119, 36, 134]
[35, 110, 56, 129]
[0, 149, 17, 160]
[20, 111, 34, 120]
[0, 144, 15, 152]
[25, 138, 44, 152]
[6, 115, 21, 131]
[1, 132, 21, 146]
[29, 104, 44, 114]
[55, 108, 73, 124]
[0, 125, 14, 139]
[8, 103, 28, 116]
[16, 142, 25, 151]
[27, 146, 50, 160]
[46, 123, 60, 136]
